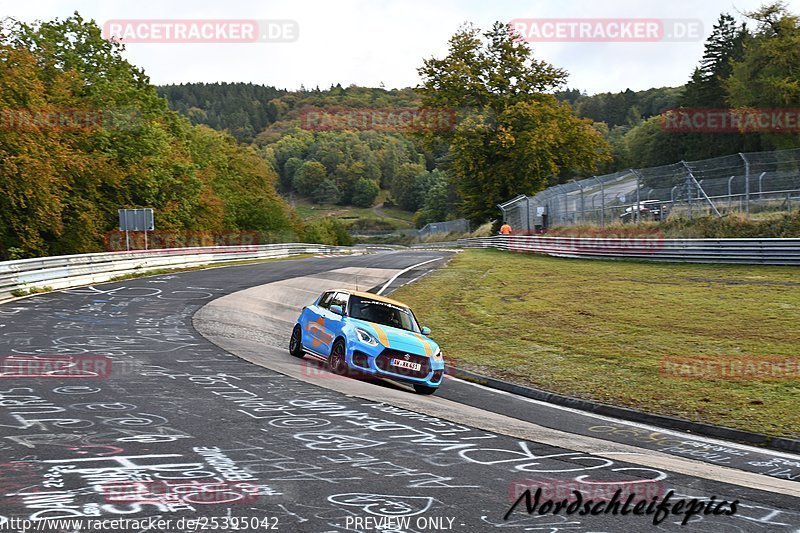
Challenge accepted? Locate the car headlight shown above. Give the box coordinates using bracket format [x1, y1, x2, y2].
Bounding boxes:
[432, 348, 443, 361]
[355, 328, 379, 346]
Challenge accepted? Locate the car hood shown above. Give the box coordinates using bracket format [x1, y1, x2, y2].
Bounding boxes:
[351, 318, 439, 356]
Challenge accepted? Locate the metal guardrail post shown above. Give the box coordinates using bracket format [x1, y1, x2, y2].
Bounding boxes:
[592, 176, 604, 228]
[525, 198, 531, 233]
[555, 185, 569, 225]
[497, 204, 507, 224]
[682, 161, 693, 220]
[728, 175, 735, 212]
[739, 152, 750, 217]
[630, 169, 642, 224]
[576, 181, 585, 224]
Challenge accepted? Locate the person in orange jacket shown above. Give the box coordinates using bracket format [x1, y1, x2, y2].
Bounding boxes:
[499, 222, 512, 235]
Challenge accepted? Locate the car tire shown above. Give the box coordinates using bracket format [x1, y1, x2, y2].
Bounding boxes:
[289, 325, 305, 358]
[413, 384, 437, 395]
[328, 339, 348, 376]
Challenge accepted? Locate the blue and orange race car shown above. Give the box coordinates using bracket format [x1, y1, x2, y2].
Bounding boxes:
[289, 289, 445, 394]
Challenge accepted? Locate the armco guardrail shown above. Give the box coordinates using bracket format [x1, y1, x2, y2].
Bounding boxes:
[413, 236, 800, 265]
[0, 243, 397, 302]
[5, 236, 794, 303]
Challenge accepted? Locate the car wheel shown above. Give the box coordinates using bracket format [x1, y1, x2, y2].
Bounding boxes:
[413, 384, 437, 395]
[328, 339, 348, 376]
[289, 325, 305, 358]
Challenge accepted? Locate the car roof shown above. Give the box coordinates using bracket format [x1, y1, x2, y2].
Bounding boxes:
[325, 289, 410, 309]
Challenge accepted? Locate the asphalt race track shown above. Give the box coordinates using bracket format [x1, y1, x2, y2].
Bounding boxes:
[0, 250, 798, 532]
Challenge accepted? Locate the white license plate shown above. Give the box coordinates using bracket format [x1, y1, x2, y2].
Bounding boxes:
[391, 358, 421, 371]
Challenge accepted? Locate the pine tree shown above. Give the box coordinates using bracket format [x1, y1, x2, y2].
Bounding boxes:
[682, 13, 748, 107]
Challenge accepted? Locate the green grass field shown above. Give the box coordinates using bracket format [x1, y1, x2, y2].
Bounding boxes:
[392, 249, 800, 438]
[291, 197, 415, 230]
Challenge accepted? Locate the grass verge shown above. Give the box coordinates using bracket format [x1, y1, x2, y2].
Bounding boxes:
[292, 199, 415, 230]
[391, 249, 800, 438]
[11, 286, 53, 297]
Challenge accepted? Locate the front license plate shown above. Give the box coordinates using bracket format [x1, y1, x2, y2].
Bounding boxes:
[391, 358, 421, 371]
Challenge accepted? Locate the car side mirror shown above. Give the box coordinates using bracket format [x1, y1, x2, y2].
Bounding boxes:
[421, 326, 431, 336]
[330, 304, 344, 315]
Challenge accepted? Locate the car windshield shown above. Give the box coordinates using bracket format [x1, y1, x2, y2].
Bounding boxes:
[348, 295, 420, 333]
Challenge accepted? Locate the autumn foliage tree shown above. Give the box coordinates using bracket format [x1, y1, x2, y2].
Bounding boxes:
[0, 14, 301, 258]
[418, 22, 611, 224]
[725, 2, 800, 149]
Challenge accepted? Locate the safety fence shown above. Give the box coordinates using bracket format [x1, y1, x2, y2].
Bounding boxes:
[412, 235, 800, 265]
[499, 148, 800, 230]
[349, 218, 469, 238]
[0, 243, 398, 302]
[3, 236, 796, 304]
[417, 218, 469, 237]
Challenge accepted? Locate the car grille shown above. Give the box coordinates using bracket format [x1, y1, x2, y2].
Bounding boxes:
[375, 348, 430, 379]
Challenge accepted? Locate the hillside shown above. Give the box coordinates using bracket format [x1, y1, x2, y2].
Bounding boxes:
[159, 83, 454, 228]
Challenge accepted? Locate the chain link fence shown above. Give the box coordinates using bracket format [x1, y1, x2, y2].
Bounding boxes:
[499, 148, 800, 230]
[349, 218, 469, 238]
[418, 218, 469, 237]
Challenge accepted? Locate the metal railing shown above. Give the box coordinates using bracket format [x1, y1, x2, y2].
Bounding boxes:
[5, 236, 794, 304]
[0, 243, 396, 302]
[500, 148, 800, 230]
[413, 235, 800, 265]
[417, 218, 469, 237]
[349, 218, 470, 238]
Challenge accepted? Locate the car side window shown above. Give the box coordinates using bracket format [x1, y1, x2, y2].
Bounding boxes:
[331, 292, 349, 314]
[318, 292, 334, 309]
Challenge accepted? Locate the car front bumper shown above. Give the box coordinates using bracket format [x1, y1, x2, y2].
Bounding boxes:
[345, 344, 444, 388]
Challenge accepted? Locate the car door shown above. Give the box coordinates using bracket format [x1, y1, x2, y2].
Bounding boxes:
[304, 291, 334, 354]
[321, 292, 350, 355]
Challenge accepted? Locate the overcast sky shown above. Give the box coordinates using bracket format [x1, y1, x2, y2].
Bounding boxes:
[6, 0, 790, 95]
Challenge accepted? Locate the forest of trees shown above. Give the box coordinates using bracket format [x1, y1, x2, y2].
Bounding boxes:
[267, 128, 447, 213]
[608, 5, 799, 168]
[158, 83, 287, 144]
[0, 15, 354, 260]
[161, 82, 455, 225]
[416, 22, 611, 223]
[157, 4, 800, 227]
[557, 86, 682, 127]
